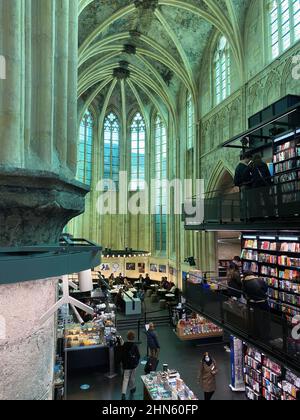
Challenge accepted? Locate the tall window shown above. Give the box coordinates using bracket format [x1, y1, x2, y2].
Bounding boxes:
[154, 115, 167, 253]
[130, 112, 146, 191]
[214, 36, 231, 105]
[269, 0, 300, 60]
[103, 112, 120, 188]
[77, 110, 93, 185]
[187, 94, 195, 150]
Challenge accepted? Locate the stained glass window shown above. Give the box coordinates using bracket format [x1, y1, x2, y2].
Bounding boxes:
[103, 112, 120, 189]
[214, 36, 231, 105]
[154, 115, 167, 252]
[77, 110, 93, 185]
[130, 113, 146, 191]
[269, 0, 300, 60]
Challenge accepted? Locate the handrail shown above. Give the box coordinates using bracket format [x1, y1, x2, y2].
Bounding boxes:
[183, 278, 300, 374]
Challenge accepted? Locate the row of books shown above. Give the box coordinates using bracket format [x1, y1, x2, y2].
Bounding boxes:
[266, 289, 300, 306]
[278, 269, 300, 281]
[274, 170, 300, 184]
[245, 345, 300, 401]
[274, 148, 297, 163]
[268, 299, 300, 323]
[265, 277, 300, 294]
[278, 255, 300, 267]
[274, 159, 300, 175]
[243, 240, 300, 253]
[275, 141, 294, 153]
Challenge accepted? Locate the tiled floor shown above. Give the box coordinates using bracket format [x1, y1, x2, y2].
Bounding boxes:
[66, 297, 246, 401]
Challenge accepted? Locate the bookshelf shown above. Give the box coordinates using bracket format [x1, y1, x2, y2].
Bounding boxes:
[273, 131, 300, 215]
[241, 234, 300, 323]
[244, 344, 300, 401]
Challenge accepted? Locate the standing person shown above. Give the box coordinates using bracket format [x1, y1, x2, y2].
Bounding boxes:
[242, 271, 269, 341]
[227, 266, 242, 299]
[234, 151, 253, 220]
[121, 331, 141, 401]
[199, 352, 218, 401]
[250, 154, 273, 217]
[146, 323, 160, 359]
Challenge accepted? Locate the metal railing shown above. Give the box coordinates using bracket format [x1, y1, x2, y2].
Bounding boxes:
[183, 278, 300, 374]
[185, 182, 300, 228]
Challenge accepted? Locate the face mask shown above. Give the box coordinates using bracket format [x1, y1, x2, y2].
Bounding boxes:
[205, 357, 210, 363]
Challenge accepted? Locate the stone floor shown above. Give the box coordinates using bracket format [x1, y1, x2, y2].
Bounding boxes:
[66, 297, 246, 401]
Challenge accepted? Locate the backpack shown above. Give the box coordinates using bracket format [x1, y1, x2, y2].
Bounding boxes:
[127, 345, 139, 369]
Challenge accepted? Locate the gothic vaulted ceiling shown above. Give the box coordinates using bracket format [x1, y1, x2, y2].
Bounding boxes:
[78, 0, 251, 127]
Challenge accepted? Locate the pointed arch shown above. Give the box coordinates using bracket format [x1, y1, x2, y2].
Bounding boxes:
[206, 160, 235, 196]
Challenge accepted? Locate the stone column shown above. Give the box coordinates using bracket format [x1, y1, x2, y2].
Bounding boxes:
[54, 0, 69, 168]
[0, 0, 88, 401]
[67, 0, 78, 175]
[0, 279, 58, 400]
[30, 0, 54, 167]
[0, 0, 23, 167]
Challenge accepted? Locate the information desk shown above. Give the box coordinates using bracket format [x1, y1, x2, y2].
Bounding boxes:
[65, 344, 109, 372]
[141, 371, 198, 401]
[123, 291, 142, 316]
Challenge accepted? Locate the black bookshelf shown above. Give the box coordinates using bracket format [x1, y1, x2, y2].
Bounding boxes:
[241, 233, 300, 324]
[244, 344, 300, 401]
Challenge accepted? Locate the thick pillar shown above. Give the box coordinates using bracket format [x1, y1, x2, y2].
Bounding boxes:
[67, 0, 78, 175]
[0, 0, 23, 166]
[54, 0, 69, 167]
[0, 279, 58, 400]
[30, 0, 54, 167]
[0, 0, 87, 401]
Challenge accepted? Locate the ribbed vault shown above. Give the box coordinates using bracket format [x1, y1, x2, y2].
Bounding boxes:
[78, 0, 251, 134]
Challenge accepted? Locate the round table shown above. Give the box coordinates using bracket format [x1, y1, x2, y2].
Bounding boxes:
[158, 289, 167, 298]
[165, 293, 175, 302]
[110, 289, 119, 295]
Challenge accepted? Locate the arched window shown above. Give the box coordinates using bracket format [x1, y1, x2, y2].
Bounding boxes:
[187, 93, 195, 150]
[269, 0, 300, 60]
[77, 110, 93, 185]
[130, 112, 146, 191]
[214, 36, 231, 105]
[154, 115, 167, 253]
[103, 112, 120, 187]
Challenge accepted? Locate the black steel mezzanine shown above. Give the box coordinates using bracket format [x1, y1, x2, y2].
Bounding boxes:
[183, 280, 300, 375]
[0, 236, 102, 285]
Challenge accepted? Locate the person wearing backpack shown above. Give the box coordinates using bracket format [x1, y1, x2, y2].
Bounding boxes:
[121, 331, 141, 401]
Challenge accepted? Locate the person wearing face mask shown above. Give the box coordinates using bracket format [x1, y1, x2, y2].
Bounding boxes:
[199, 352, 218, 401]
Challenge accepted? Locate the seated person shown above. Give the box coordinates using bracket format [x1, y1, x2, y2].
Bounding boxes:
[143, 274, 152, 290]
[124, 278, 131, 288]
[169, 282, 177, 294]
[162, 278, 171, 291]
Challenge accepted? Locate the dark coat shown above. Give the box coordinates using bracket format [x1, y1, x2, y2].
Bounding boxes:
[234, 162, 252, 188]
[251, 162, 272, 188]
[199, 360, 218, 393]
[243, 276, 268, 302]
[227, 270, 243, 298]
[121, 342, 140, 370]
[146, 330, 160, 350]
